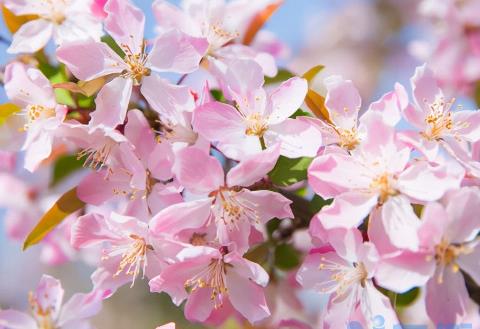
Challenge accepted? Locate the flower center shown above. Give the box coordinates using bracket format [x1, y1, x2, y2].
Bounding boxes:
[120, 42, 151, 85]
[318, 258, 369, 300]
[20, 105, 56, 131]
[184, 257, 230, 309]
[337, 127, 360, 150]
[28, 292, 56, 329]
[433, 238, 472, 284]
[106, 234, 153, 287]
[245, 113, 269, 137]
[206, 21, 239, 52]
[77, 139, 117, 171]
[422, 98, 454, 140]
[212, 188, 259, 231]
[370, 173, 397, 204]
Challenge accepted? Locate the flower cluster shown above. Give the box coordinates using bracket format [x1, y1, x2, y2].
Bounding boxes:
[0, 0, 480, 328]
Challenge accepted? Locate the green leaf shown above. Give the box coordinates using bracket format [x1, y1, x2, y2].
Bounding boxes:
[395, 287, 420, 307]
[290, 108, 312, 119]
[309, 195, 332, 213]
[266, 218, 281, 238]
[274, 243, 300, 270]
[23, 187, 85, 250]
[101, 34, 125, 58]
[244, 242, 270, 264]
[268, 156, 313, 186]
[474, 81, 480, 109]
[265, 69, 294, 85]
[210, 89, 226, 102]
[77, 94, 95, 108]
[0, 103, 20, 126]
[48, 66, 75, 107]
[51, 155, 84, 186]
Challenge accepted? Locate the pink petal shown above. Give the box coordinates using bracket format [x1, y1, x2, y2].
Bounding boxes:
[361, 282, 400, 328]
[36, 275, 64, 320]
[397, 130, 440, 161]
[451, 110, 480, 142]
[77, 171, 117, 205]
[150, 199, 212, 236]
[226, 270, 270, 323]
[5, 62, 55, 108]
[418, 202, 450, 248]
[125, 109, 156, 160]
[397, 161, 462, 202]
[444, 187, 480, 243]
[222, 58, 265, 97]
[227, 255, 270, 287]
[374, 250, 434, 293]
[367, 82, 407, 126]
[425, 269, 469, 325]
[237, 189, 293, 224]
[193, 101, 246, 144]
[57, 40, 125, 81]
[7, 19, 53, 54]
[70, 213, 121, 248]
[172, 147, 224, 194]
[23, 131, 53, 172]
[89, 77, 133, 128]
[410, 64, 443, 111]
[141, 74, 195, 123]
[184, 287, 215, 322]
[267, 77, 308, 124]
[149, 29, 207, 74]
[324, 75, 361, 129]
[152, 0, 199, 35]
[226, 144, 280, 187]
[266, 118, 323, 158]
[57, 291, 104, 327]
[308, 153, 372, 198]
[319, 192, 378, 229]
[156, 323, 176, 329]
[0, 310, 36, 329]
[457, 241, 480, 286]
[104, 0, 145, 53]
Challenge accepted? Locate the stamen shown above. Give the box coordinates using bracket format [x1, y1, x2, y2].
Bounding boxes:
[120, 41, 151, 84]
[370, 173, 398, 204]
[244, 113, 268, 137]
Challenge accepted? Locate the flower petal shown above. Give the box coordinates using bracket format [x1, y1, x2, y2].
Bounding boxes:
[7, 19, 53, 54]
[267, 77, 308, 124]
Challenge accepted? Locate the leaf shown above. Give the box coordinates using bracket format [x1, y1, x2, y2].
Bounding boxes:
[53, 76, 107, 97]
[290, 108, 312, 119]
[302, 65, 331, 122]
[23, 187, 85, 250]
[49, 67, 76, 107]
[474, 81, 480, 109]
[0, 103, 20, 125]
[264, 69, 294, 85]
[309, 195, 332, 213]
[51, 155, 84, 186]
[395, 287, 420, 307]
[268, 156, 313, 186]
[101, 34, 125, 58]
[2, 6, 37, 33]
[244, 242, 270, 264]
[242, 0, 283, 45]
[274, 243, 300, 270]
[210, 89, 226, 102]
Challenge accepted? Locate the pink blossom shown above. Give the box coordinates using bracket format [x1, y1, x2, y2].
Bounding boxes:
[56, 0, 208, 128]
[71, 211, 178, 295]
[0, 275, 103, 329]
[193, 60, 322, 159]
[399, 65, 480, 170]
[4, 62, 67, 172]
[308, 112, 463, 250]
[150, 145, 293, 252]
[149, 244, 270, 324]
[296, 229, 400, 329]
[152, 0, 280, 77]
[5, 0, 103, 54]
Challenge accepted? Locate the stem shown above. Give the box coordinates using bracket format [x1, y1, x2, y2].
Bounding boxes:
[177, 73, 188, 85]
[259, 136, 266, 150]
[0, 35, 10, 46]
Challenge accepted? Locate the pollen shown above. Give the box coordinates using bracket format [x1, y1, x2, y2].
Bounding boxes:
[370, 173, 398, 204]
[120, 42, 151, 85]
[245, 113, 269, 137]
[20, 104, 56, 131]
[337, 127, 360, 150]
[421, 97, 455, 140]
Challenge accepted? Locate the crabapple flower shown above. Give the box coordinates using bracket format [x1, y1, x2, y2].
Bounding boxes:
[149, 244, 270, 324]
[400, 65, 480, 169]
[4, 62, 67, 171]
[194, 60, 322, 159]
[75, 110, 182, 219]
[296, 229, 399, 329]
[5, 0, 103, 54]
[304, 75, 407, 151]
[308, 112, 463, 250]
[150, 145, 292, 252]
[152, 0, 280, 77]
[377, 187, 480, 324]
[56, 0, 208, 128]
[0, 275, 103, 329]
[71, 211, 175, 295]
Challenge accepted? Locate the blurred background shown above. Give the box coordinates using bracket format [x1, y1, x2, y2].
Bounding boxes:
[0, 0, 476, 328]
